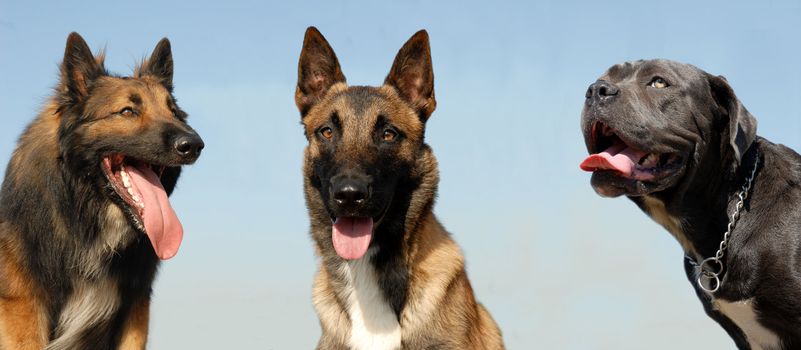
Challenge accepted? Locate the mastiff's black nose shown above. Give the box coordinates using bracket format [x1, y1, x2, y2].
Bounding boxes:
[586, 80, 619, 103]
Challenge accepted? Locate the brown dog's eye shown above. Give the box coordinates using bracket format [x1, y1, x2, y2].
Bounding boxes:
[648, 77, 669, 89]
[383, 129, 398, 142]
[320, 127, 333, 140]
[120, 107, 136, 117]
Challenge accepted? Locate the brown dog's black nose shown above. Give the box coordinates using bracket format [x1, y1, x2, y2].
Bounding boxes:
[330, 172, 371, 212]
[586, 80, 619, 102]
[333, 181, 368, 206]
[174, 133, 204, 159]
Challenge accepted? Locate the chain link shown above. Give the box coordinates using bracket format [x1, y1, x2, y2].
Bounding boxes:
[697, 153, 760, 293]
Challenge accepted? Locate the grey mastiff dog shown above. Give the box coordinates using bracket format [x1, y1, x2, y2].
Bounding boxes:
[579, 59, 801, 349]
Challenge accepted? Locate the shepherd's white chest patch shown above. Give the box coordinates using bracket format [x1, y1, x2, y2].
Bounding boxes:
[342, 253, 402, 350]
[714, 298, 780, 349]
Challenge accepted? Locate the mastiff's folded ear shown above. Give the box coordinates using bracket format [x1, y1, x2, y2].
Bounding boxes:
[708, 74, 757, 168]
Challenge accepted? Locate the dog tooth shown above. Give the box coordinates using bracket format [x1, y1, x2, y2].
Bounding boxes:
[642, 153, 659, 167]
[121, 170, 131, 188]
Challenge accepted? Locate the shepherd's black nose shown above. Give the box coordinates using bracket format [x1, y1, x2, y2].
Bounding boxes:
[586, 80, 619, 102]
[330, 170, 372, 212]
[174, 133, 204, 159]
[333, 180, 369, 206]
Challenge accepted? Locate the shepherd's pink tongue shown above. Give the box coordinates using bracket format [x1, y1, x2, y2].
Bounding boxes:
[126, 165, 183, 260]
[332, 217, 373, 260]
[580, 142, 648, 176]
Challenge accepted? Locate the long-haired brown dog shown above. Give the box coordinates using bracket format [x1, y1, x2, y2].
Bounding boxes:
[0, 33, 203, 349]
[295, 27, 504, 349]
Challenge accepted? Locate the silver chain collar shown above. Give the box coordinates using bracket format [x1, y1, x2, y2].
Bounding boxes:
[696, 152, 760, 294]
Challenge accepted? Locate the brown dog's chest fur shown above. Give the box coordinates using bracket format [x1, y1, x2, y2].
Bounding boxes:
[0, 205, 151, 350]
[312, 214, 503, 350]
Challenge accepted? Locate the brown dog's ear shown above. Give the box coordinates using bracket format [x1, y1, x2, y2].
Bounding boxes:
[140, 38, 174, 92]
[385, 30, 436, 120]
[709, 74, 757, 166]
[295, 27, 345, 117]
[60, 32, 105, 102]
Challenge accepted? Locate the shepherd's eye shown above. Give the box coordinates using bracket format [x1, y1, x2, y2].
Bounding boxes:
[120, 107, 136, 117]
[383, 129, 398, 142]
[648, 77, 669, 89]
[320, 127, 333, 140]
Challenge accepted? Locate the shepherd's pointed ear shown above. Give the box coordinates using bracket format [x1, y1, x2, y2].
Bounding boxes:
[60, 32, 104, 102]
[708, 74, 757, 167]
[295, 27, 345, 117]
[141, 38, 174, 91]
[384, 30, 435, 120]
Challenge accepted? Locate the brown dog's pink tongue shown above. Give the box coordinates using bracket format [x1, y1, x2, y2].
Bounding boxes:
[580, 142, 648, 176]
[332, 217, 373, 260]
[126, 165, 184, 260]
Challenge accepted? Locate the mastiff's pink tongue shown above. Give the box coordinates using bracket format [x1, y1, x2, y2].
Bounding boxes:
[332, 217, 373, 260]
[127, 165, 183, 260]
[580, 141, 649, 177]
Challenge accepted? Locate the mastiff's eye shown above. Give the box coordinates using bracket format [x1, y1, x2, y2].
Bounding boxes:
[119, 107, 136, 117]
[319, 127, 334, 140]
[648, 77, 669, 89]
[382, 129, 398, 142]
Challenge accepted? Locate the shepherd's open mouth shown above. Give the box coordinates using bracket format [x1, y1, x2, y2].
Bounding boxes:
[329, 205, 390, 261]
[101, 154, 183, 260]
[580, 121, 682, 181]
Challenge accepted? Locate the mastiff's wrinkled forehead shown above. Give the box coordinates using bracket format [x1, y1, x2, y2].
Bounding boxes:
[579, 59, 756, 197]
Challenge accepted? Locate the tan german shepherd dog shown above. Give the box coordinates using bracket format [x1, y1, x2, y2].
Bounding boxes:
[295, 27, 504, 350]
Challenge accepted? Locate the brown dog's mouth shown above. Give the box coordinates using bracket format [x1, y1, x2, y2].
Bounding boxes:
[101, 154, 184, 260]
[102, 155, 161, 221]
[331, 217, 374, 261]
[580, 122, 682, 181]
[327, 198, 391, 261]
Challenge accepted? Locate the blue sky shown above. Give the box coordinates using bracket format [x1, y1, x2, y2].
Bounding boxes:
[1, 0, 800, 348]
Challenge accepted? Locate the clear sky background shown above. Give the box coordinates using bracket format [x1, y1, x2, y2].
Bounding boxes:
[1, 0, 800, 349]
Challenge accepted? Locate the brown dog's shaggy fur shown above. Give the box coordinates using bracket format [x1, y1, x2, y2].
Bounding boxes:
[0, 32, 202, 349]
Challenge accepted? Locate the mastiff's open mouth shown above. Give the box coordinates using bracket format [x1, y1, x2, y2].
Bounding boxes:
[580, 122, 684, 196]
